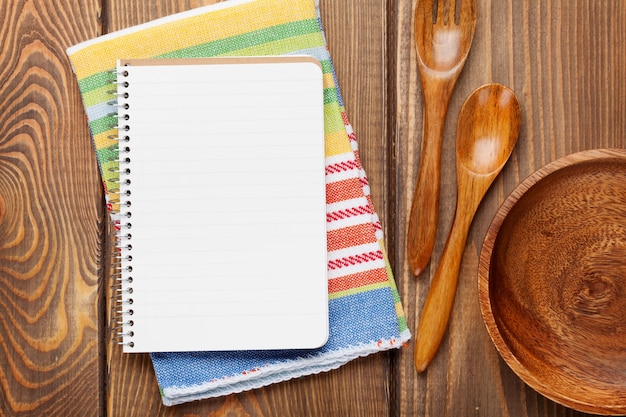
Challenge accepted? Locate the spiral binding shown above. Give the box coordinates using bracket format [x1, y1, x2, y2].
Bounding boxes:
[108, 66, 135, 349]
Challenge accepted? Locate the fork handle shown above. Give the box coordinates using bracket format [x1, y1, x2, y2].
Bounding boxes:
[407, 78, 454, 277]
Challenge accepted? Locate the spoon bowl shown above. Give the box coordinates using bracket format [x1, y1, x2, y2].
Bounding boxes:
[457, 85, 521, 176]
[414, 84, 521, 372]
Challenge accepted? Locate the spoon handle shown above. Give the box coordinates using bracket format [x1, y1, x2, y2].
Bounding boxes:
[407, 79, 453, 277]
[414, 204, 474, 372]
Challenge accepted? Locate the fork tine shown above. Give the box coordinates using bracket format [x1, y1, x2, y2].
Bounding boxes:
[414, 0, 435, 25]
[436, 0, 446, 23]
[450, 0, 458, 25]
[459, 0, 478, 23]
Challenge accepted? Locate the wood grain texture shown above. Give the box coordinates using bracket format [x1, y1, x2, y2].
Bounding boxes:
[2, 0, 625, 415]
[0, 1, 104, 416]
[395, 0, 626, 416]
[104, 1, 392, 416]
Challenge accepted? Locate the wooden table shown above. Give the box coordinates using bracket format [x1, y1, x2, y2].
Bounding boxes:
[1, 0, 624, 415]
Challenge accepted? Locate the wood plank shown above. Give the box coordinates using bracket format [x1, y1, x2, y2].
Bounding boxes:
[394, 0, 626, 416]
[104, 0, 393, 415]
[0, 1, 104, 415]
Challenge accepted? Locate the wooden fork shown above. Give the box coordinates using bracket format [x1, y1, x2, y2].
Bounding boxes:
[407, 0, 477, 277]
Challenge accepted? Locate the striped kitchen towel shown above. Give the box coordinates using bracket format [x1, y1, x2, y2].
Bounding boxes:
[67, 0, 410, 406]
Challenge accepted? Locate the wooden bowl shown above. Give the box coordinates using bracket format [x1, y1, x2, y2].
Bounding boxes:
[478, 149, 626, 415]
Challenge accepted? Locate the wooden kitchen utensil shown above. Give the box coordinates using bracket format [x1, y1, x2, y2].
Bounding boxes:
[414, 84, 521, 372]
[407, 0, 478, 277]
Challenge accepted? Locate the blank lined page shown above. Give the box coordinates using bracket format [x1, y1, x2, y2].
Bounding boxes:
[116, 57, 328, 352]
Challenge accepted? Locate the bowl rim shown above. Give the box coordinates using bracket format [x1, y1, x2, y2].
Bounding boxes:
[478, 148, 626, 415]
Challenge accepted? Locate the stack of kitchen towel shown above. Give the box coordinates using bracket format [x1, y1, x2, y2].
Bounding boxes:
[67, 0, 410, 406]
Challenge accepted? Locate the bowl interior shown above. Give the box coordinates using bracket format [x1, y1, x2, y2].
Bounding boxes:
[479, 149, 626, 415]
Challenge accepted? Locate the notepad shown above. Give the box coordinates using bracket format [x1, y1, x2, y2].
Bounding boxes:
[113, 57, 328, 353]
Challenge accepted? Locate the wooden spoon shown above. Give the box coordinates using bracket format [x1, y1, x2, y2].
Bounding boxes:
[407, 0, 478, 277]
[414, 84, 522, 372]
